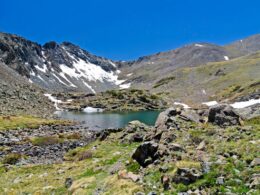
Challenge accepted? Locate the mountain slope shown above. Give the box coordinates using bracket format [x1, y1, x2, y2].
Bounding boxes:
[0, 62, 55, 117]
[0, 32, 129, 93]
[225, 34, 260, 57]
[133, 51, 260, 105]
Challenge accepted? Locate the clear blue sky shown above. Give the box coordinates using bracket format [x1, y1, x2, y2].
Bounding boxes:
[1, 0, 259, 60]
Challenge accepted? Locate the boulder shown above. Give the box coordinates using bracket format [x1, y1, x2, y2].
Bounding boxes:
[208, 104, 241, 126]
[234, 103, 260, 120]
[172, 167, 203, 185]
[118, 170, 141, 182]
[132, 141, 159, 167]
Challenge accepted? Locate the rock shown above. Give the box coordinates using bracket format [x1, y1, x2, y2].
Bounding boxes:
[208, 104, 241, 126]
[161, 175, 171, 190]
[135, 192, 145, 195]
[132, 141, 159, 167]
[249, 174, 260, 188]
[250, 158, 260, 167]
[179, 109, 201, 123]
[65, 177, 73, 188]
[234, 103, 260, 120]
[172, 168, 203, 185]
[216, 176, 225, 185]
[147, 192, 157, 195]
[196, 141, 206, 150]
[118, 170, 140, 182]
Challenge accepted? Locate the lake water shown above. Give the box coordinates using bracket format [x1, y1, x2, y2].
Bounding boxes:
[55, 110, 161, 130]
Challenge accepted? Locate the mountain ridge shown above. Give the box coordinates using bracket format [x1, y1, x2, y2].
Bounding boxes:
[0, 32, 259, 103]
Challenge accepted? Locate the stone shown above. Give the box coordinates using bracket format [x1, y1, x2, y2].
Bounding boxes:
[65, 178, 73, 188]
[208, 104, 241, 126]
[234, 103, 260, 120]
[132, 141, 159, 167]
[172, 168, 203, 185]
[216, 176, 225, 185]
[196, 141, 206, 150]
[118, 170, 140, 182]
[179, 109, 201, 123]
[161, 175, 170, 190]
[250, 158, 260, 167]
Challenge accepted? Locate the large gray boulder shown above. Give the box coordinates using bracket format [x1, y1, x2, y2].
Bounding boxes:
[208, 104, 241, 127]
[234, 103, 260, 120]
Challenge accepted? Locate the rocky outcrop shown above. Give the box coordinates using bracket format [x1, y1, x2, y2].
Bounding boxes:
[234, 103, 260, 120]
[208, 104, 242, 127]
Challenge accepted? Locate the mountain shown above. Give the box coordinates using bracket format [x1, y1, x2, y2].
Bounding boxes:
[225, 34, 260, 57]
[0, 62, 55, 117]
[0, 32, 129, 93]
[0, 32, 259, 105]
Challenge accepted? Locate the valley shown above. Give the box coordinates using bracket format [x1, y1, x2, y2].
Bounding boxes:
[0, 32, 259, 194]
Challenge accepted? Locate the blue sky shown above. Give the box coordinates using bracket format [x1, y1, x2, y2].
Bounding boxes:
[1, 0, 259, 60]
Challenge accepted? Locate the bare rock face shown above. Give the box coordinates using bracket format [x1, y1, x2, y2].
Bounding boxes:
[208, 104, 241, 127]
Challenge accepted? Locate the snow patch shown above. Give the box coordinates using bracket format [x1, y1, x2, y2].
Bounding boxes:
[28, 79, 33, 83]
[230, 99, 260, 109]
[120, 83, 131, 89]
[195, 44, 204, 47]
[224, 56, 229, 61]
[35, 64, 48, 73]
[202, 101, 218, 107]
[127, 73, 133, 77]
[202, 89, 207, 95]
[174, 102, 190, 109]
[83, 107, 103, 113]
[44, 94, 63, 110]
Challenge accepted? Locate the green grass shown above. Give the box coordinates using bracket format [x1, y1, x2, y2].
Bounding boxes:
[0, 115, 72, 131]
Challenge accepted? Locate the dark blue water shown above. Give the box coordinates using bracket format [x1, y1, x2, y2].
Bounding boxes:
[55, 110, 161, 130]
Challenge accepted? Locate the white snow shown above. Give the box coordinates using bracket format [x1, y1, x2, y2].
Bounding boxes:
[195, 44, 204, 47]
[52, 73, 70, 86]
[116, 70, 121, 74]
[59, 57, 125, 86]
[35, 64, 48, 73]
[109, 61, 117, 68]
[83, 107, 103, 113]
[202, 101, 218, 107]
[37, 75, 46, 82]
[44, 94, 63, 110]
[82, 80, 96, 93]
[30, 71, 36, 77]
[174, 102, 190, 109]
[230, 99, 260, 109]
[28, 79, 33, 83]
[127, 73, 133, 77]
[224, 56, 229, 61]
[120, 83, 131, 89]
[202, 89, 207, 95]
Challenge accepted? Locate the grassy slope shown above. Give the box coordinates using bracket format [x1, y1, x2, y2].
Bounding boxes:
[0, 116, 72, 131]
[1, 118, 259, 194]
[146, 52, 260, 105]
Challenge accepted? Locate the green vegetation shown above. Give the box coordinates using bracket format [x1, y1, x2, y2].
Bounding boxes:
[2, 153, 22, 165]
[0, 115, 72, 131]
[0, 116, 259, 194]
[153, 76, 176, 88]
